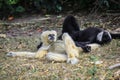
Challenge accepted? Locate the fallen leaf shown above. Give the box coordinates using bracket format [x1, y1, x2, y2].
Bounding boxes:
[8, 16, 14, 21]
[37, 28, 42, 32]
[0, 34, 6, 38]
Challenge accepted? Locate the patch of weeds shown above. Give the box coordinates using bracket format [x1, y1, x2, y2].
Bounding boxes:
[75, 69, 84, 74]
[87, 64, 100, 80]
[76, 78, 82, 80]
[0, 64, 3, 70]
[31, 68, 38, 73]
[90, 76, 99, 80]
[105, 70, 114, 79]
[87, 65, 97, 76]
[105, 52, 119, 59]
[47, 74, 59, 80]
[105, 54, 115, 59]
[116, 40, 120, 47]
[89, 55, 99, 62]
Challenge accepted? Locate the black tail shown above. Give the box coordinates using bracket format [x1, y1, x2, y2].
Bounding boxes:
[110, 33, 120, 39]
[58, 15, 80, 40]
[62, 15, 80, 33]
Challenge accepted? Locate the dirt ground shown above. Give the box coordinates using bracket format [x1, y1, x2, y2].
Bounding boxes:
[0, 13, 120, 80]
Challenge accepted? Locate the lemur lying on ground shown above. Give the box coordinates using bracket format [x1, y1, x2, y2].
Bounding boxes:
[58, 15, 120, 52]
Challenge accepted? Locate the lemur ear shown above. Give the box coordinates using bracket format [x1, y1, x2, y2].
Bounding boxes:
[97, 31, 104, 42]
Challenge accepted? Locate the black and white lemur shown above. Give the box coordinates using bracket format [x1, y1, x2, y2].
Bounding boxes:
[58, 15, 120, 52]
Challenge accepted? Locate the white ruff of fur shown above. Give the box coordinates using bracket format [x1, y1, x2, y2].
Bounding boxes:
[97, 31, 104, 42]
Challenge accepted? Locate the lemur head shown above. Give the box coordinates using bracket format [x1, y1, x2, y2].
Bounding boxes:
[97, 31, 112, 44]
[37, 30, 57, 49]
[41, 30, 57, 44]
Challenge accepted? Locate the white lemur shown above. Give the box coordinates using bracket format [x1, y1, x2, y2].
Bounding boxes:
[58, 15, 120, 49]
[7, 30, 100, 64]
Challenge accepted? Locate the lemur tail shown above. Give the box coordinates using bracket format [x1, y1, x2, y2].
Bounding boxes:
[62, 15, 80, 33]
[58, 15, 80, 40]
[110, 33, 120, 39]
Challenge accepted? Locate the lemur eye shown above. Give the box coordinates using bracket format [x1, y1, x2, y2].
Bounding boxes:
[48, 34, 55, 40]
[48, 34, 55, 37]
[51, 34, 55, 36]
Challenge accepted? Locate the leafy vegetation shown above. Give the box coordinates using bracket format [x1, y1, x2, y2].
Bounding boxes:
[0, 0, 120, 19]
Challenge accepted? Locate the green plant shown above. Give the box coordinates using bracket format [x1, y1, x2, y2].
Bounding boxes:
[0, 0, 62, 19]
[88, 66, 97, 76]
[6, 0, 19, 4]
[87, 65, 99, 80]
[0, 0, 120, 19]
[89, 55, 99, 62]
[15, 6, 25, 13]
[33, 0, 62, 12]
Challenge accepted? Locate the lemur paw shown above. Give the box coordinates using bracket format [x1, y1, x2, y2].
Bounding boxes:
[67, 58, 79, 64]
[83, 46, 91, 52]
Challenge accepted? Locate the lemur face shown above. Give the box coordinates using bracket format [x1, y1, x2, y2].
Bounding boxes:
[41, 30, 57, 43]
[102, 31, 112, 43]
[97, 31, 112, 44]
[48, 34, 56, 42]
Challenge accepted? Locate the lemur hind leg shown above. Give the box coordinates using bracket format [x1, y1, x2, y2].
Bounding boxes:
[62, 33, 79, 64]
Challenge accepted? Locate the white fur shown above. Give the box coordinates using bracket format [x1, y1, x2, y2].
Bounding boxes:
[97, 31, 104, 42]
[87, 43, 100, 50]
[67, 58, 79, 64]
[62, 33, 79, 57]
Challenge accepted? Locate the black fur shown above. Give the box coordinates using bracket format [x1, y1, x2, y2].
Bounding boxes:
[71, 27, 112, 44]
[37, 42, 43, 49]
[58, 15, 80, 39]
[62, 15, 80, 33]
